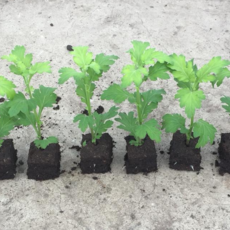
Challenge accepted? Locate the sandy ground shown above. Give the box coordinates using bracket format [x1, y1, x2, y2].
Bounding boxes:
[0, 0, 230, 229]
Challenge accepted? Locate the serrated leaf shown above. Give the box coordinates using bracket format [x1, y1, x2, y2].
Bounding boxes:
[73, 114, 93, 132]
[18, 112, 36, 127]
[128, 41, 150, 66]
[140, 89, 166, 119]
[23, 53, 33, 67]
[169, 54, 196, 83]
[101, 84, 134, 103]
[89, 61, 101, 74]
[34, 136, 58, 149]
[212, 68, 230, 87]
[2, 46, 26, 62]
[162, 114, 188, 133]
[0, 116, 15, 138]
[149, 62, 170, 81]
[0, 76, 16, 99]
[95, 53, 118, 72]
[193, 119, 216, 148]
[58, 67, 84, 84]
[71, 46, 93, 68]
[150, 50, 172, 64]
[115, 112, 137, 137]
[32, 85, 57, 110]
[175, 88, 205, 118]
[9, 64, 22, 75]
[7, 92, 36, 117]
[221, 96, 230, 113]
[121, 65, 148, 88]
[135, 119, 161, 142]
[197, 56, 230, 83]
[101, 106, 118, 120]
[76, 80, 95, 104]
[29, 62, 51, 75]
[141, 48, 157, 65]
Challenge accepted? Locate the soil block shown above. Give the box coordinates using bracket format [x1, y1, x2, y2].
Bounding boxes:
[80, 133, 113, 174]
[124, 136, 157, 174]
[0, 139, 17, 180]
[27, 142, 61, 180]
[169, 131, 201, 171]
[218, 133, 230, 175]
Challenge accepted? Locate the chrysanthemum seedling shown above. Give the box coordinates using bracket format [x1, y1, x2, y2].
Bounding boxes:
[0, 76, 18, 146]
[58, 46, 119, 144]
[102, 40, 171, 146]
[2, 46, 58, 149]
[162, 54, 230, 148]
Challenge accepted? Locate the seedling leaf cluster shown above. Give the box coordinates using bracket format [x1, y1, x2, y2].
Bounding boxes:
[59, 46, 119, 144]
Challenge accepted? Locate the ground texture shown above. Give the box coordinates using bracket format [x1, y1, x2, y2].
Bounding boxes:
[0, 0, 230, 229]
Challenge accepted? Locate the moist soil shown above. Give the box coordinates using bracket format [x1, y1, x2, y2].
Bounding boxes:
[218, 133, 230, 175]
[0, 139, 17, 180]
[169, 131, 201, 171]
[27, 142, 61, 180]
[80, 133, 113, 174]
[124, 136, 157, 174]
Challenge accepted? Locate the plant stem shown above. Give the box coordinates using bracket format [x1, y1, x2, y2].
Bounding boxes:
[83, 75, 95, 143]
[135, 86, 142, 145]
[25, 81, 42, 140]
[186, 116, 194, 145]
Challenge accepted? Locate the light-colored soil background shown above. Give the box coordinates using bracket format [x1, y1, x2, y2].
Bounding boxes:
[0, 0, 230, 229]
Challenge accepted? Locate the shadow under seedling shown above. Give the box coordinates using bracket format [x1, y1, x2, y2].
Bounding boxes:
[102, 41, 171, 174]
[59, 45, 118, 173]
[2, 46, 61, 180]
[163, 54, 230, 171]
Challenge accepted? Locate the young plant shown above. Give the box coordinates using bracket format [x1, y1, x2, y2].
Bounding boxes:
[102, 40, 171, 146]
[58, 46, 119, 144]
[162, 54, 230, 148]
[1, 46, 58, 149]
[221, 96, 230, 116]
[0, 76, 18, 146]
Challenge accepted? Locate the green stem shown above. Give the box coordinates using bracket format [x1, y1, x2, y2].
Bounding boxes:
[83, 73, 95, 143]
[25, 81, 42, 140]
[135, 86, 142, 145]
[186, 116, 194, 145]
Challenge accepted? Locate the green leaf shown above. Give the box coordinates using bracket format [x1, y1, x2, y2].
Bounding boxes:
[23, 53, 33, 67]
[193, 119, 216, 148]
[89, 61, 101, 74]
[71, 46, 93, 68]
[73, 114, 93, 132]
[212, 68, 230, 87]
[76, 79, 95, 104]
[197, 57, 230, 83]
[162, 114, 188, 133]
[95, 53, 119, 72]
[0, 76, 16, 99]
[175, 88, 205, 118]
[0, 116, 15, 138]
[101, 84, 134, 103]
[221, 96, 230, 113]
[29, 62, 51, 75]
[140, 89, 166, 119]
[7, 92, 35, 117]
[149, 50, 172, 64]
[0, 139, 3, 147]
[32, 85, 57, 110]
[34, 136, 58, 149]
[58, 67, 84, 84]
[2, 46, 26, 62]
[18, 112, 36, 127]
[169, 54, 196, 83]
[121, 65, 148, 88]
[135, 119, 161, 142]
[101, 106, 118, 120]
[128, 41, 150, 66]
[149, 62, 170, 81]
[115, 112, 137, 137]
[9, 64, 23, 75]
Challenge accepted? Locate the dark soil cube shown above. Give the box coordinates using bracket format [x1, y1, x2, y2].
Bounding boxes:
[0, 139, 17, 180]
[169, 131, 201, 171]
[80, 133, 113, 174]
[27, 142, 61, 180]
[124, 136, 157, 174]
[218, 133, 230, 175]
